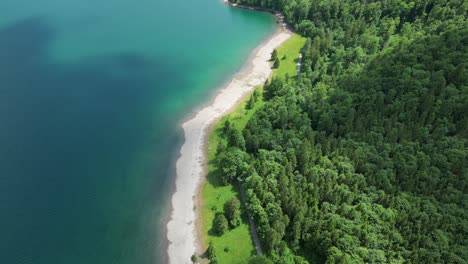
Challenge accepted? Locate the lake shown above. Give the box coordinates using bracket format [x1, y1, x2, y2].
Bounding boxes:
[0, 0, 276, 263]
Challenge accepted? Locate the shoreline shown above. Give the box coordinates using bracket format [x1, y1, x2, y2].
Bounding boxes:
[166, 6, 292, 264]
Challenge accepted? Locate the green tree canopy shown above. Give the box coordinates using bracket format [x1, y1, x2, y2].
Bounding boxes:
[224, 197, 241, 227]
[219, 147, 249, 185]
[248, 256, 273, 264]
[271, 49, 278, 61]
[273, 57, 280, 69]
[217, 0, 468, 263]
[213, 213, 229, 236]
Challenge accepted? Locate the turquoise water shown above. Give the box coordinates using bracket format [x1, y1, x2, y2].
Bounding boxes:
[0, 0, 276, 263]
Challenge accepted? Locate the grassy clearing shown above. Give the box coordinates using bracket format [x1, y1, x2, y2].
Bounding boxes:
[200, 89, 265, 263]
[199, 33, 303, 263]
[273, 34, 307, 78]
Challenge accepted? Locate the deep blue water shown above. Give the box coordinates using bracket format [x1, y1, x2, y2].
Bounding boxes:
[0, 0, 276, 263]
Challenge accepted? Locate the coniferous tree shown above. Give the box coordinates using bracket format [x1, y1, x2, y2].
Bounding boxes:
[227, 128, 245, 150]
[215, 0, 468, 263]
[207, 241, 216, 259]
[213, 213, 228, 235]
[223, 120, 232, 135]
[246, 94, 255, 110]
[224, 197, 241, 227]
[207, 241, 219, 263]
[273, 57, 280, 69]
[271, 49, 278, 61]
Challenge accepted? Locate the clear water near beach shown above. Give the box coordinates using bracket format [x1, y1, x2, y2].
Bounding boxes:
[0, 0, 276, 263]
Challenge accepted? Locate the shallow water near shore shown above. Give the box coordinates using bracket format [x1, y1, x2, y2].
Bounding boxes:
[0, 0, 276, 263]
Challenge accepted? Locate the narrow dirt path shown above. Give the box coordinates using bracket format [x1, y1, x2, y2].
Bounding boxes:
[297, 53, 303, 79]
[238, 182, 263, 256]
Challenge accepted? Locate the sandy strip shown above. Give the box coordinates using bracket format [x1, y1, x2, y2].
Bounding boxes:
[166, 27, 291, 264]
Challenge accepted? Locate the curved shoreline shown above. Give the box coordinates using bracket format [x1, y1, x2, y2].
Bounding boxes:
[166, 12, 292, 264]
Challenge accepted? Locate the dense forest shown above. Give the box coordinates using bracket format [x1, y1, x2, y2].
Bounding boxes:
[218, 0, 467, 263]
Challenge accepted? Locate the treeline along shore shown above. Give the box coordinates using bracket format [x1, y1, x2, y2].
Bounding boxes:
[166, 4, 292, 261]
[196, 0, 468, 263]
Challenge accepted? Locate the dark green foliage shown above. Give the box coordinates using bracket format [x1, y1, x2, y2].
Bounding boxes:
[213, 213, 229, 235]
[227, 128, 246, 150]
[240, 28, 468, 262]
[271, 49, 278, 61]
[246, 89, 261, 110]
[263, 77, 284, 100]
[207, 241, 216, 259]
[224, 197, 241, 227]
[246, 94, 256, 110]
[219, 147, 249, 185]
[248, 256, 273, 264]
[220, 0, 468, 263]
[191, 254, 198, 263]
[216, 143, 226, 155]
[253, 89, 260, 100]
[223, 120, 232, 135]
[273, 57, 280, 69]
